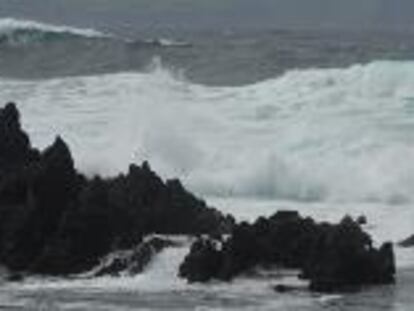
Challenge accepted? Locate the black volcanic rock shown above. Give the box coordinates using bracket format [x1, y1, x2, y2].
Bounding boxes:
[179, 237, 223, 283]
[179, 212, 395, 293]
[0, 103, 234, 276]
[0, 134, 83, 271]
[0, 102, 38, 171]
[305, 216, 395, 292]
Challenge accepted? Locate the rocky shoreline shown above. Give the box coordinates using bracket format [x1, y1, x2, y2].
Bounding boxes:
[0, 102, 234, 276]
[0, 102, 399, 293]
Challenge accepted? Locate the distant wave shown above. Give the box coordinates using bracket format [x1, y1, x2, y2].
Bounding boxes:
[0, 18, 109, 45]
[143, 38, 191, 48]
[128, 37, 192, 48]
[0, 18, 193, 51]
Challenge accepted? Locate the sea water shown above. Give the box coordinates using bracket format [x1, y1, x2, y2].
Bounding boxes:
[0, 16, 414, 310]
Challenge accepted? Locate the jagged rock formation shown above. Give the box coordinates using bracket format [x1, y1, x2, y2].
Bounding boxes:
[179, 211, 395, 293]
[0, 102, 234, 275]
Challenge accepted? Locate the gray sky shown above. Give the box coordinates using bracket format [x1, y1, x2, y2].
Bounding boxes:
[1, 0, 414, 32]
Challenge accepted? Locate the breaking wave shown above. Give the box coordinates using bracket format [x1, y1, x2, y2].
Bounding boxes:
[0, 18, 109, 45]
[0, 59, 414, 204]
[0, 17, 192, 49]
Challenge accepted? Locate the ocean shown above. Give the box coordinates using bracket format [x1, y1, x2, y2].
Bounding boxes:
[0, 14, 414, 310]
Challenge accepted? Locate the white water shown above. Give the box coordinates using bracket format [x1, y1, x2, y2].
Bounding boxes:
[14, 243, 189, 293]
[5, 238, 317, 311]
[0, 60, 413, 204]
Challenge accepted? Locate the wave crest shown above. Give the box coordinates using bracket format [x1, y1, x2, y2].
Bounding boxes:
[0, 18, 108, 46]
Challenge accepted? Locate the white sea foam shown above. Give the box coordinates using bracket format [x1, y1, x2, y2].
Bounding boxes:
[1, 60, 414, 205]
[10, 238, 311, 309]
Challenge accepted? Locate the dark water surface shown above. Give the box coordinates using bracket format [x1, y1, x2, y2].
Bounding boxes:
[1, 16, 414, 85]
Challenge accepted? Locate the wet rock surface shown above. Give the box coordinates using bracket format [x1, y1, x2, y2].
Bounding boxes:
[179, 211, 396, 293]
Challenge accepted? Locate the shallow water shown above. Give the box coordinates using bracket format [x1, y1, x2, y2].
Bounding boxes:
[0, 259, 411, 310]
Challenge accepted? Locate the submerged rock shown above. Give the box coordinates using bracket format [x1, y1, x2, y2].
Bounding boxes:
[179, 212, 395, 293]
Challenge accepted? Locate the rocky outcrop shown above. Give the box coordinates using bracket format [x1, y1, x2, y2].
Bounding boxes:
[304, 216, 395, 292]
[0, 102, 234, 276]
[0, 102, 39, 172]
[179, 211, 395, 293]
[178, 236, 223, 283]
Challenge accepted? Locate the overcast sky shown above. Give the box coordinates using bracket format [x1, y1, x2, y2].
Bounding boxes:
[1, 0, 414, 32]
